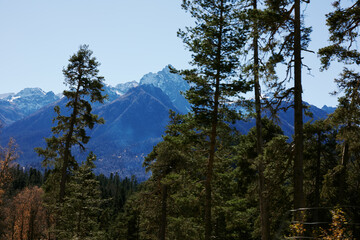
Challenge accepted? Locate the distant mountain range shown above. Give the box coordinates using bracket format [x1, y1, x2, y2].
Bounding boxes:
[0, 65, 336, 179]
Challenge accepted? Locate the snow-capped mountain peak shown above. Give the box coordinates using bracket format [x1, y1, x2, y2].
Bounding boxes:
[3, 88, 60, 116]
[15, 87, 46, 97]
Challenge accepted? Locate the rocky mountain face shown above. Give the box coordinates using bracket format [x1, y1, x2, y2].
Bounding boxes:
[0, 66, 336, 179]
[4, 88, 60, 115]
[0, 100, 24, 126]
[0, 84, 177, 180]
[0, 88, 60, 125]
[139, 65, 190, 113]
[115, 81, 139, 95]
[321, 105, 337, 114]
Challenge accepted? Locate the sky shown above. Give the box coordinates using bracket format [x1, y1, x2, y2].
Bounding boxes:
[0, 0, 350, 108]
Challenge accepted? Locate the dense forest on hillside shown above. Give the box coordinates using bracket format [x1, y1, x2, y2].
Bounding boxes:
[1, 0, 360, 239]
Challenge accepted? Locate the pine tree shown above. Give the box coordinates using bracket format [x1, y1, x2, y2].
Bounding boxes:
[235, 118, 292, 238]
[56, 153, 104, 239]
[143, 111, 188, 240]
[318, 0, 360, 70]
[318, 0, 360, 208]
[262, 0, 311, 221]
[178, 1, 249, 238]
[36, 44, 107, 203]
[303, 120, 338, 222]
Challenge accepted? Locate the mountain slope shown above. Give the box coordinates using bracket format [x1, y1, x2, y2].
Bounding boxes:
[139, 65, 190, 113]
[0, 88, 60, 126]
[0, 66, 336, 180]
[1, 85, 176, 180]
[88, 84, 177, 178]
[4, 88, 60, 116]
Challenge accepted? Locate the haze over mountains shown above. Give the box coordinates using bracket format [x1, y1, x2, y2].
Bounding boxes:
[0, 65, 335, 179]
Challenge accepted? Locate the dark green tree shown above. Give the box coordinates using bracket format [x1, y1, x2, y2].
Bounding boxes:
[318, 0, 360, 70]
[140, 111, 205, 239]
[235, 118, 292, 239]
[303, 120, 338, 223]
[142, 111, 191, 240]
[178, 1, 250, 238]
[240, 1, 279, 237]
[56, 153, 104, 239]
[261, 0, 312, 221]
[36, 44, 107, 203]
[318, 0, 360, 207]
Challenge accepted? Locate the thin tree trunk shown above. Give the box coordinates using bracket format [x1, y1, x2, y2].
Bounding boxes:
[159, 184, 167, 240]
[339, 141, 349, 204]
[59, 81, 82, 203]
[293, 0, 305, 221]
[314, 131, 321, 222]
[253, 0, 270, 239]
[205, 1, 224, 239]
[341, 141, 349, 168]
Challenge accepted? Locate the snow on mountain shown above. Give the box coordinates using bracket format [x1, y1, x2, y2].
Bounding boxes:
[139, 65, 190, 113]
[115, 81, 139, 95]
[0, 65, 338, 179]
[3, 88, 60, 116]
[14, 87, 46, 97]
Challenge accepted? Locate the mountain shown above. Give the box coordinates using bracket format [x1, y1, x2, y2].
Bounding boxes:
[139, 65, 190, 113]
[0, 84, 177, 180]
[4, 88, 60, 116]
[0, 65, 189, 125]
[0, 65, 337, 180]
[321, 105, 337, 114]
[0, 88, 60, 126]
[232, 101, 332, 138]
[0, 93, 14, 99]
[0, 99, 24, 126]
[88, 84, 177, 178]
[115, 81, 139, 95]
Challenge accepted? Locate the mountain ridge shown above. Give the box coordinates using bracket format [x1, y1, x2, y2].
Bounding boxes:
[0, 65, 336, 179]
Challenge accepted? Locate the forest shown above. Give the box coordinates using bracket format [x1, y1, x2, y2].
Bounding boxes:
[1, 0, 360, 239]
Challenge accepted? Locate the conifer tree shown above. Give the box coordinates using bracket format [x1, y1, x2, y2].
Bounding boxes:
[303, 120, 338, 222]
[242, 0, 272, 237]
[262, 0, 311, 220]
[56, 153, 104, 239]
[143, 111, 188, 240]
[319, 0, 360, 208]
[178, 1, 249, 238]
[36, 44, 107, 203]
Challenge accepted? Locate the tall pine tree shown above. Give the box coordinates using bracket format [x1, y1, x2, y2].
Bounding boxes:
[262, 0, 311, 221]
[178, 0, 250, 238]
[36, 44, 107, 203]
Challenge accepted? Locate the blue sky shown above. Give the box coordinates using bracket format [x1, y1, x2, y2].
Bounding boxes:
[0, 0, 348, 107]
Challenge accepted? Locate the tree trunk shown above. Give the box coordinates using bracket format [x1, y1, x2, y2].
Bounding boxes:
[159, 184, 167, 240]
[59, 81, 82, 203]
[314, 131, 321, 222]
[339, 141, 349, 204]
[293, 0, 305, 221]
[253, 0, 270, 239]
[205, 1, 224, 239]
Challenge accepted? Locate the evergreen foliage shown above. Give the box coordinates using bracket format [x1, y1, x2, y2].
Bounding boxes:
[178, 0, 250, 238]
[35, 44, 107, 203]
[55, 153, 104, 239]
